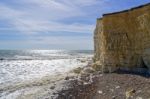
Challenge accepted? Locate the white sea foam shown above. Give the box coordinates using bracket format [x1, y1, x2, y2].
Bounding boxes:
[0, 50, 93, 99]
[0, 59, 87, 84]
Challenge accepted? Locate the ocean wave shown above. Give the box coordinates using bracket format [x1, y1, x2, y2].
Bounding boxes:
[0, 74, 67, 99]
[0, 50, 93, 61]
[0, 55, 92, 61]
[0, 50, 92, 99]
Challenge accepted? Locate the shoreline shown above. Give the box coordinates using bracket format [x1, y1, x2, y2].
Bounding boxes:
[0, 57, 92, 99]
[1, 59, 150, 99]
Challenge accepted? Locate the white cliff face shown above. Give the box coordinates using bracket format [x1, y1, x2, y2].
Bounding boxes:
[94, 3, 150, 71]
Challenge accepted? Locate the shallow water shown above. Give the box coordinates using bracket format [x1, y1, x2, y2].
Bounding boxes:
[0, 50, 93, 99]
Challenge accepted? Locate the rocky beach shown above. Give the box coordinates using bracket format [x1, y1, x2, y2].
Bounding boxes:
[54, 64, 150, 99]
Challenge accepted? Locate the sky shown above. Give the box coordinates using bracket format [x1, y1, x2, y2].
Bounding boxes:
[0, 0, 149, 50]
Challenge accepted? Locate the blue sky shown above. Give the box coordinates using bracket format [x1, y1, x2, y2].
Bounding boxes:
[0, 0, 149, 50]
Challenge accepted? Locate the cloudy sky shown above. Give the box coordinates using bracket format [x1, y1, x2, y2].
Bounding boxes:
[0, 0, 149, 50]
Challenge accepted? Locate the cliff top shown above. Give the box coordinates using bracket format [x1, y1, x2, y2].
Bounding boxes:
[97, 3, 150, 19]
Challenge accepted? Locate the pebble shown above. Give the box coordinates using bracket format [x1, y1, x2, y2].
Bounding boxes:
[98, 90, 103, 94]
[83, 82, 89, 85]
[112, 96, 116, 99]
[100, 74, 103, 76]
[50, 86, 55, 89]
[116, 86, 120, 89]
[137, 90, 142, 93]
[136, 97, 143, 99]
[65, 76, 69, 80]
[110, 89, 114, 92]
[126, 89, 136, 99]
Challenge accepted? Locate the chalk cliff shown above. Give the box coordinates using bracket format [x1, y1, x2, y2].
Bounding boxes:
[94, 3, 150, 72]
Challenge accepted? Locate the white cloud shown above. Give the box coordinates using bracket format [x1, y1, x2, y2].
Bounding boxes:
[70, 0, 99, 6]
[20, 0, 85, 19]
[0, 1, 96, 34]
[0, 0, 107, 49]
[0, 4, 24, 18]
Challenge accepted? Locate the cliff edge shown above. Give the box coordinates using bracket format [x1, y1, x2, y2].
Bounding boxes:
[94, 3, 150, 72]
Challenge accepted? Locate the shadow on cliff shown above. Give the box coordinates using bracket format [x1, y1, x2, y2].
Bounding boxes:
[113, 68, 150, 78]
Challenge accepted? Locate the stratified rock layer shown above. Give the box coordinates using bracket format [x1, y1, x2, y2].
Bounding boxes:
[94, 3, 150, 71]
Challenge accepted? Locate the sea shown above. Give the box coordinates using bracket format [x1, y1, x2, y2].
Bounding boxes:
[0, 50, 93, 99]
